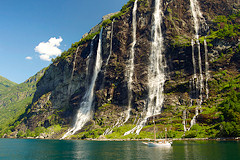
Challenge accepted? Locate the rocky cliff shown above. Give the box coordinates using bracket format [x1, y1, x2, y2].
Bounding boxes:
[6, 0, 240, 139]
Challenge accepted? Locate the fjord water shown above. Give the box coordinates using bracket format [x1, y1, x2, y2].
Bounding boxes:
[1, 139, 239, 160]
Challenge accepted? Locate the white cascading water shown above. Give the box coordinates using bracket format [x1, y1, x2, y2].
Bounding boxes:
[125, 0, 165, 135]
[197, 38, 204, 103]
[188, 0, 206, 129]
[188, 106, 199, 131]
[86, 37, 95, 75]
[103, 2, 138, 135]
[125, 0, 138, 123]
[62, 28, 103, 139]
[68, 46, 80, 96]
[105, 19, 114, 67]
[182, 110, 187, 132]
[190, 0, 204, 100]
[191, 39, 197, 79]
[100, 21, 114, 91]
[204, 38, 209, 99]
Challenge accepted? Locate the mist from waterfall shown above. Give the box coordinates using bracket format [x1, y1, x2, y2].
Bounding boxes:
[125, 0, 165, 135]
[62, 28, 103, 139]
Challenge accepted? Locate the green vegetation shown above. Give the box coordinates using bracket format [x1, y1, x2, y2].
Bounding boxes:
[218, 90, 240, 137]
[200, 12, 240, 44]
[172, 35, 191, 47]
[15, 125, 64, 138]
[0, 69, 45, 136]
[0, 75, 17, 92]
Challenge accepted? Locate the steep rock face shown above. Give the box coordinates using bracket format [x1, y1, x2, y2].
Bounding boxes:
[13, 0, 240, 138]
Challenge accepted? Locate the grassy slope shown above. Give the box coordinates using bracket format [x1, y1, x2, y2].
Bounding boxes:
[0, 69, 45, 132]
[0, 75, 17, 92]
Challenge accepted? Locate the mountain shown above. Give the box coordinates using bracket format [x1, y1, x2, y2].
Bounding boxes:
[0, 69, 45, 135]
[3, 0, 240, 139]
[0, 75, 17, 92]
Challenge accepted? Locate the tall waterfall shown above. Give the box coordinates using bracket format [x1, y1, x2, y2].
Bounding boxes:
[204, 39, 209, 99]
[191, 40, 197, 78]
[190, 0, 204, 101]
[106, 20, 114, 67]
[182, 109, 187, 132]
[62, 28, 103, 139]
[190, 0, 203, 39]
[125, 0, 138, 123]
[86, 37, 95, 76]
[103, 1, 138, 136]
[125, 0, 165, 135]
[68, 46, 80, 96]
[188, 0, 206, 129]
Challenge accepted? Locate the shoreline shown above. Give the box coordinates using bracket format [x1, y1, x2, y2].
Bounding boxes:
[86, 137, 240, 141]
[1, 137, 240, 141]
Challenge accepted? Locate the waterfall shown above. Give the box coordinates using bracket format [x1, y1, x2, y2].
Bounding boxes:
[86, 37, 95, 76]
[188, 106, 199, 131]
[68, 46, 80, 96]
[188, 0, 206, 130]
[190, 0, 204, 39]
[197, 39, 204, 103]
[183, 110, 187, 132]
[125, 0, 138, 123]
[191, 40, 197, 79]
[62, 28, 103, 139]
[190, 0, 204, 101]
[125, 0, 165, 135]
[204, 39, 209, 99]
[103, 1, 138, 135]
[105, 19, 114, 67]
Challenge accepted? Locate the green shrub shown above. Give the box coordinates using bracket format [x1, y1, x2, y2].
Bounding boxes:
[219, 121, 240, 137]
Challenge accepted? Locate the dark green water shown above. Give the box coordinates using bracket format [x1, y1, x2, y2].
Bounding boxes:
[0, 139, 239, 160]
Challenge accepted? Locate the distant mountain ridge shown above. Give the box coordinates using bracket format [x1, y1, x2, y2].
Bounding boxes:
[0, 75, 17, 92]
[0, 69, 45, 132]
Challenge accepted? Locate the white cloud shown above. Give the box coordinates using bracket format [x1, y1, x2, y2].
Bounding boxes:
[25, 56, 32, 60]
[39, 55, 51, 61]
[35, 37, 63, 61]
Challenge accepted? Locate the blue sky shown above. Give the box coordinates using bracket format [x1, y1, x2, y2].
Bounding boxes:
[0, 0, 129, 84]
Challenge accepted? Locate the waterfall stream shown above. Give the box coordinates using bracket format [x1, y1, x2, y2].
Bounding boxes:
[62, 28, 103, 139]
[105, 20, 114, 67]
[68, 46, 80, 96]
[125, 0, 138, 123]
[204, 39, 209, 99]
[183, 109, 187, 132]
[86, 37, 95, 76]
[191, 39, 197, 79]
[125, 0, 165, 135]
[103, 1, 138, 135]
[188, 0, 207, 130]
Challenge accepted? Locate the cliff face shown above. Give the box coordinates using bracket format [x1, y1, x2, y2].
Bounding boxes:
[9, 0, 240, 139]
